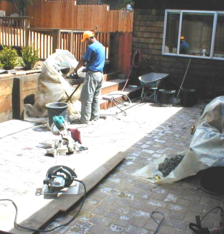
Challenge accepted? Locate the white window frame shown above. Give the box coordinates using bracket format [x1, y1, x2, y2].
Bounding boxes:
[162, 10, 224, 61]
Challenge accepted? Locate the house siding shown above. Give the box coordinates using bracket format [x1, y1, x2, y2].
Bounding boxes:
[132, 4, 224, 98]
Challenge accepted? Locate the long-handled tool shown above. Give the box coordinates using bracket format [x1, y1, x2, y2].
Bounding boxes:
[173, 58, 192, 105]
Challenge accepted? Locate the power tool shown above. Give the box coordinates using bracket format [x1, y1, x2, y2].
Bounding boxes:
[46, 115, 86, 156]
[53, 115, 66, 130]
[189, 207, 224, 234]
[42, 165, 77, 195]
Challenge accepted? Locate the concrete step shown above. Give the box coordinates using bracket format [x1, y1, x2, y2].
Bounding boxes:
[100, 85, 142, 110]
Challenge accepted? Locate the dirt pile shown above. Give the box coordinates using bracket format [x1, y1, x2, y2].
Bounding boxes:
[158, 155, 184, 177]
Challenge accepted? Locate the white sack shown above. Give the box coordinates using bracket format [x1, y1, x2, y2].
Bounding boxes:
[24, 50, 83, 120]
[134, 96, 224, 184]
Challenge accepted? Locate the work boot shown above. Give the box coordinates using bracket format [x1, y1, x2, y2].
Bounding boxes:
[91, 116, 107, 122]
[99, 115, 107, 120]
[73, 119, 89, 125]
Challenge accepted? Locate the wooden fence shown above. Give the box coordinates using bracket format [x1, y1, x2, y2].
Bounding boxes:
[0, 0, 133, 32]
[0, 18, 110, 60]
[0, 17, 30, 46]
[0, 20, 132, 74]
[60, 31, 110, 61]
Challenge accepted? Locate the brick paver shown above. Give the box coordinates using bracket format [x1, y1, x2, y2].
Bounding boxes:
[1, 102, 224, 234]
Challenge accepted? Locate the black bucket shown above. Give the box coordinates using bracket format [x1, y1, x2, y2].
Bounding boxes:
[158, 89, 176, 106]
[181, 88, 197, 107]
[200, 167, 224, 195]
[45, 102, 68, 127]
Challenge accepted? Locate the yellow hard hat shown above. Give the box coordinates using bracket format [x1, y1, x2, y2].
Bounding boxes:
[81, 31, 94, 42]
[180, 36, 185, 40]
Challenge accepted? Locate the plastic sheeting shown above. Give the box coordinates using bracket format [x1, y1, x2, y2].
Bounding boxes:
[133, 96, 224, 184]
[24, 50, 83, 121]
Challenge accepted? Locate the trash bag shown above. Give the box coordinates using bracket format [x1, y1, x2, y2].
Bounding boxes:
[24, 49, 83, 121]
[133, 96, 224, 184]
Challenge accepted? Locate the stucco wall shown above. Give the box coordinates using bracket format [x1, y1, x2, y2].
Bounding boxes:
[132, 8, 224, 98]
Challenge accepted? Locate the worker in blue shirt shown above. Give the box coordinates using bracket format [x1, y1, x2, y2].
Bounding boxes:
[180, 36, 189, 54]
[73, 31, 105, 124]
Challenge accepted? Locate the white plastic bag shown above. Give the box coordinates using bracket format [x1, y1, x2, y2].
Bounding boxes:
[25, 50, 82, 120]
[134, 96, 224, 184]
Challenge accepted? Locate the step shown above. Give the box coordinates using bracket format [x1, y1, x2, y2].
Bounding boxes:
[103, 71, 122, 81]
[101, 78, 126, 95]
[100, 86, 142, 110]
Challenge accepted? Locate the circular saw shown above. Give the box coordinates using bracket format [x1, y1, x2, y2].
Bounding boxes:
[43, 165, 77, 195]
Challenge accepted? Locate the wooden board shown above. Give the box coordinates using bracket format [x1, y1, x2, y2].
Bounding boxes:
[0, 78, 13, 122]
[0, 78, 13, 96]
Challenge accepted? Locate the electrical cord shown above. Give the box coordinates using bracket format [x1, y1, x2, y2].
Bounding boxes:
[150, 211, 165, 234]
[0, 179, 86, 233]
[200, 206, 223, 223]
[189, 206, 224, 234]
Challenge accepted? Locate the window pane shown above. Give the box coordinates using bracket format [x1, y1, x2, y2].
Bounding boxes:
[181, 12, 214, 56]
[214, 14, 224, 58]
[165, 12, 180, 54]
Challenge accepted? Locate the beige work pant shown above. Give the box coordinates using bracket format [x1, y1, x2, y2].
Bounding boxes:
[80, 71, 103, 123]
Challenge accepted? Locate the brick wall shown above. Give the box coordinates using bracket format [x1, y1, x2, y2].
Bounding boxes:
[132, 9, 224, 98]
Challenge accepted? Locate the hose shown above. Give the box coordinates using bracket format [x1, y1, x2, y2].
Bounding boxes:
[132, 50, 143, 68]
[122, 50, 143, 91]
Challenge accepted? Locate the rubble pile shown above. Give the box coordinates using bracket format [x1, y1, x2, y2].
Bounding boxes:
[158, 155, 184, 177]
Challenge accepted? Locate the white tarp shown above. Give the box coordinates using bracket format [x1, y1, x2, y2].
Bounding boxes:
[24, 50, 83, 121]
[134, 96, 224, 184]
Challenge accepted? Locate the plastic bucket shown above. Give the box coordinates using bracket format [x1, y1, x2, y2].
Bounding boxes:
[45, 102, 68, 127]
[158, 89, 176, 106]
[181, 88, 197, 107]
[200, 167, 224, 195]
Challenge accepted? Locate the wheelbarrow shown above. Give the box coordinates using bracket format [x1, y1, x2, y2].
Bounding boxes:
[138, 72, 169, 102]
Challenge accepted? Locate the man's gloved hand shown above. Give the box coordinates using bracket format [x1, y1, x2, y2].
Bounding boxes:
[70, 68, 77, 76]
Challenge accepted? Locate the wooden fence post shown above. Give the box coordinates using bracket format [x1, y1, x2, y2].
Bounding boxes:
[109, 32, 120, 72]
[52, 29, 60, 53]
[12, 77, 24, 120]
[70, 31, 74, 54]
[24, 18, 30, 47]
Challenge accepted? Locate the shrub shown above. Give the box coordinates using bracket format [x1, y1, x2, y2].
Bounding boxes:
[17, 57, 23, 67]
[0, 46, 19, 70]
[22, 45, 39, 70]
